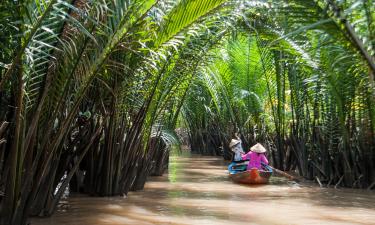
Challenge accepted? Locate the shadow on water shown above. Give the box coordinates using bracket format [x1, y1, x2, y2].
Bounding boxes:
[31, 151, 375, 225]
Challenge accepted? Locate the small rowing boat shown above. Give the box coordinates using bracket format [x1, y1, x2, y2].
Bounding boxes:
[228, 161, 273, 184]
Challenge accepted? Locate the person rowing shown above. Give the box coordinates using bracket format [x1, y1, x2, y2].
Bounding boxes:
[241, 143, 269, 171]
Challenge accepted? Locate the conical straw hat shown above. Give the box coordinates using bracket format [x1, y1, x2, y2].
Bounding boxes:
[250, 143, 266, 153]
[229, 139, 241, 148]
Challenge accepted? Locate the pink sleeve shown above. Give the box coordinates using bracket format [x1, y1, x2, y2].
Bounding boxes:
[242, 152, 250, 160]
[261, 154, 269, 164]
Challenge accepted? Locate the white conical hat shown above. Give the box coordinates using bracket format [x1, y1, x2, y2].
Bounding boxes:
[229, 139, 241, 148]
[250, 143, 266, 153]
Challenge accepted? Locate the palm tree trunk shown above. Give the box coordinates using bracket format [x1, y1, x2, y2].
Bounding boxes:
[3, 72, 24, 225]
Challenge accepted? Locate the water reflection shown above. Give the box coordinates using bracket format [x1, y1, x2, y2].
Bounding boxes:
[31, 153, 375, 225]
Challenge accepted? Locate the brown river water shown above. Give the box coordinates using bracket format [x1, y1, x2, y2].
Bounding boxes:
[31, 153, 375, 225]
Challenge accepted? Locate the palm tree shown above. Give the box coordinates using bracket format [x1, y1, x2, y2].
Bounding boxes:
[0, 0, 231, 224]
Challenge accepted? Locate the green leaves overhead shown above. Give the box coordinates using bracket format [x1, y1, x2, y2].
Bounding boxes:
[155, 0, 228, 47]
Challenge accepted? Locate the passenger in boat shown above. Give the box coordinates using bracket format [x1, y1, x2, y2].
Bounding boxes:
[229, 135, 244, 162]
[242, 143, 269, 170]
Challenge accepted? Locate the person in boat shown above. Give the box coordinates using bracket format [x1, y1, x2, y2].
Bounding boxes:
[229, 135, 245, 162]
[242, 143, 269, 170]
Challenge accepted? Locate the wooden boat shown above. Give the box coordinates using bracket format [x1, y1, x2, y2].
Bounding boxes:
[228, 161, 273, 184]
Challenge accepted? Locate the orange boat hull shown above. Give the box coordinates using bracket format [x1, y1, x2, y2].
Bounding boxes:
[229, 168, 272, 184]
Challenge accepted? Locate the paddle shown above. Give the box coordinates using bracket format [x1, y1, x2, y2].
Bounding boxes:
[240, 161, 300, 181]
[268, 165, 299, 181]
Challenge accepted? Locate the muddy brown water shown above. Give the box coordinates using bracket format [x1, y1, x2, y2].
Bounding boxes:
[31, 153, 375, 225]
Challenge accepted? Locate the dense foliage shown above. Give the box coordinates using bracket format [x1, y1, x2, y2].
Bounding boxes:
[184, 0, 374, 189]
[0, 0, 374, 224]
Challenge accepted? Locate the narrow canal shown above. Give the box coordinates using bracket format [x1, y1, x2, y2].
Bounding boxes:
[32, 153, 375, 225]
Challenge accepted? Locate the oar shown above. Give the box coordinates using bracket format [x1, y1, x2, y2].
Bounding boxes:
[268, 166, 299, 181]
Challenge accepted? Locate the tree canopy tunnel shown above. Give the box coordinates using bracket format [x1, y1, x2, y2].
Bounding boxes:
[180, 0, 375, 190]
[0, 1, 374, 224]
